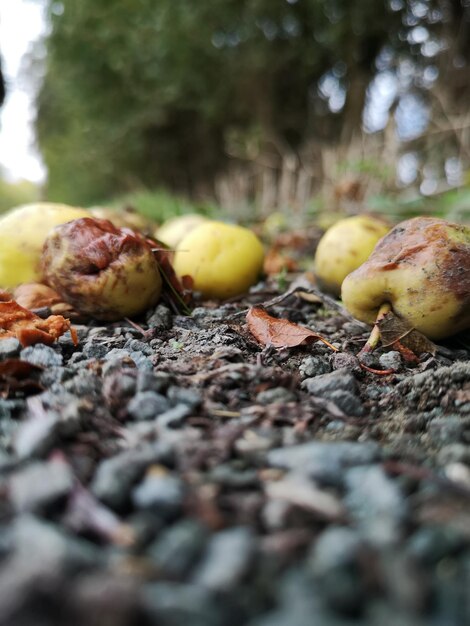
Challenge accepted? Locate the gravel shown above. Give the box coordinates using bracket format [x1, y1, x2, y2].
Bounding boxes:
[0, 285, 469, 626]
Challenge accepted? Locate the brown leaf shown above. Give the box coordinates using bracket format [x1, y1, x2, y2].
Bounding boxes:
[13, 283, 63, 310]
[246, 307, 337, 350]
[377, 310, 437, 356]
[0, 358, 43, 397]
[0, 292, 77, 347]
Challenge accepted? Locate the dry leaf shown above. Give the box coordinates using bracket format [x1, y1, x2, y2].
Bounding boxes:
[378, 310, 437, 356]
[0, 358, 43, 397]
[246, 307, 337, 351]
[0, 291, 77, 347]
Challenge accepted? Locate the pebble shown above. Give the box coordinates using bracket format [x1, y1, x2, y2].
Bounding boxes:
[299, 356, 331, 378]
[9, 460, 74, 512]
[428, 417, 464, 445]
[256, 387, 296, 405]
[127, 391, 171, 421]
[148, 519, 208, 579]
[267, 441, 380, 485]
[192, 527, 256, 591]
[137, 370, 172, 394]
[302, 368, 358, 398]
[147, 304, 173, 330]
[132, 469, 184, 518]
[167, 386, 202, 409]
[142, 582, 234, 626]
[306, 526, 365, 615]
[20, 345, 63, 368]
[344, 465, 407, 546]
[327, 390, 364, 416]
[379, 350, 403, 371]
[91, 442, 174, 510]
[0, 338, 21, 360]
[331, 352, 361, 374]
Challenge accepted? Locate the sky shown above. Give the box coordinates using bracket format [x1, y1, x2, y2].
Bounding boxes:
[0, 0, 48, 183]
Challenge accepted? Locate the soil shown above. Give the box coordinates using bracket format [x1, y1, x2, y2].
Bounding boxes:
[0, 278, 469, 626]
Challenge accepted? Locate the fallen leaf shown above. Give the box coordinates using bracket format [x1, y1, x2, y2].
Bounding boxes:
[0, 291, 77, 347]
[0, 358, 43, 397]
[246, 306, 337, 350]
[263, 248, 298, 275]
[148, 238, 193, 314]
[377, 310, 437, 356]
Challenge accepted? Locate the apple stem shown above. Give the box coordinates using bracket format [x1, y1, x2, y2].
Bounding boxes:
[358, 302, 392, 356]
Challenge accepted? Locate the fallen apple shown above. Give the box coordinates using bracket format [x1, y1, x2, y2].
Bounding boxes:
[156, 213, 208, 249]
[41, 217, 162, 321]
[89, 206, 156, 234]
[313, 215, 390, 296]
[341, 216, 470, 340]
[173, 221, 264, 299]
[0, 202, 90, 288]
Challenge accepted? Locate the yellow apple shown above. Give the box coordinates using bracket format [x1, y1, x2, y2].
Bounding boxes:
[173, 221, 264, 299]
[341, 216, 470, 340]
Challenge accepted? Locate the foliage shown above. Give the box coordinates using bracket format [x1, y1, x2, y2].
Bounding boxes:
[36, 0, 470, 208]
[0, 178, 40, 214]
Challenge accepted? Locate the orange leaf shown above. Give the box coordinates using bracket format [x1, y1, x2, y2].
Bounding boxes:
[0, 291, 77, 347]
[246, 307, 337, 351]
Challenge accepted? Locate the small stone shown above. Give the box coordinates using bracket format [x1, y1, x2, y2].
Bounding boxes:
[302, 368, 358, 398]
[167, 386, 202, 409]
[379, 351, 402, 371]
[306, 526, 365, 615]
[0, 337, 21, 359]
[132, 468, 184, 518]
[9, 460, 74, 512]
[127, 391, 171, 421]
[192, 527, 256, 591]
[83, 341, 109, 359]
[428, 416, 464, 445]
[344, 465, 407, 546]
[91, 442, 173, 510]
[20, 344, 63, 368]
[125, 338, 153, 356]
[148, 519, 208, 578]
[437, 443, 470, 465]
[327, 389, 364, 416]
[142, 582, 232, 626]
[157, 404, 192, 429]
[13, 411, 60, 459]
[147, 304, 173, 330]
[299, 356, 331, 378]
[331, 352, 361, 374]
[256, 387, 296, 405]
[137, 370, 172, 394]
[407, 526, 464, 565]
[267, 441, 380, 484]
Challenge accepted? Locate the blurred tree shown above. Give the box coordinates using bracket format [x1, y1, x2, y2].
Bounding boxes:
[36, 0, 470, 207]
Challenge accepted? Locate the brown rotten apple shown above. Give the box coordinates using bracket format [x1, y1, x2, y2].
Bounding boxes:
[341, 216, 470, 340]
[41, 217, 162, 321]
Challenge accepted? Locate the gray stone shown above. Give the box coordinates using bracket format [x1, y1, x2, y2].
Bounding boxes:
[157, 404, 192, 429]
[137, 370, 172, 393]
[302, 368, 358, 399]
[91, 442, 173, 510]
[299, 355, 331, 378]
[167, 385, 202, 409]
[379, 351, 403, 371]
[328, 390, 364, 416]
[132, 471, 184, 517]
[331, 352, 361, 374]
[193, 527, 256, 591]
[125, 338, 153, 356]
[267, 441, 380, 484]
[9, 460, 74, 512]
[148, 519, 208, 578]
[20, 344, 63, 368]
[83, 341, 109, 359]
[0, 337, 21, 359]
[428, 416, 464, 445]
[307, 526, 365, 615]
[256, 387, 296, 405]
[142, 582, 234, 626]
[127, 391, 171, 421]
[147, 304, 173, 330]
[344, 465, 407, 546]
